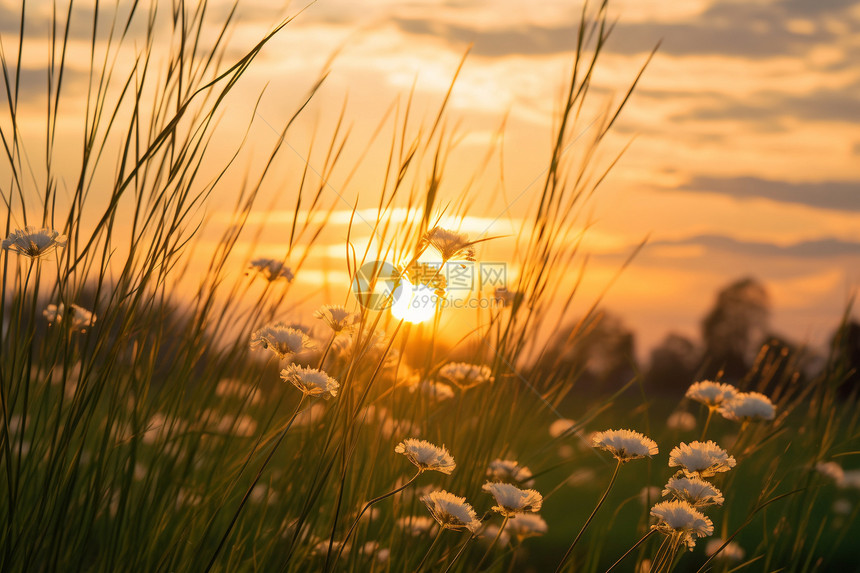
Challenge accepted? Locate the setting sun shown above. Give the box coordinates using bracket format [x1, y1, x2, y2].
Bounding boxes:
[389, 279, 439, 324]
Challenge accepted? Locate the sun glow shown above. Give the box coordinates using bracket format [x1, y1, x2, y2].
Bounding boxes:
[390, 279, 439, 323]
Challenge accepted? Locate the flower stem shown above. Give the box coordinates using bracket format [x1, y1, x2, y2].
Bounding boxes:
[331, 470, 422, 565]
[605, 529, 656, 573]
[415, 525, 446, 573]
[476, 515, 509, 569]
[700, 406, 715, 441]
[442, 534, 474, 573]
[317, 333, 336, 369]
[556, 459, 622, 572]
[650, 534, 673, 573]
[652, 533, 683, 573]
[204, 394, 306, 573]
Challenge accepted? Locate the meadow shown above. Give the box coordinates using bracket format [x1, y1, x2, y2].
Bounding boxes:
[2, 1, 859, 572]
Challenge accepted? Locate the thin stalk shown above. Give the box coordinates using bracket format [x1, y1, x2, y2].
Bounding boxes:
[204, 393, 307, 573]
[13, 260, 37, 506]
[556, 459, 622, 572]
[476, 515, 509, 570]
[415, 526, 446, 573]
[605, 529, 656, 573]
[700, 407, 715, 441]
[330, 469, 422, 566]
[654, 535, 682, 573]
[650, 534, 674, 573]
[317, 332, 336, 369]
[442, 534, 475, 573]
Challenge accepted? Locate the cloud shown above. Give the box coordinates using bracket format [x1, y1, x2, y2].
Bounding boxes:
[390, 0, 860, 58]
[650, 234, 860, 258]
[0, 67, 88, 100]
[671, 83, 860, 125]
[391, 18, 581, 57]
[675, 175, 860, 212]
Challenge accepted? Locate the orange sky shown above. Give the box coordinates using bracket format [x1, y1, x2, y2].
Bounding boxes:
[3, 0, 859, 357]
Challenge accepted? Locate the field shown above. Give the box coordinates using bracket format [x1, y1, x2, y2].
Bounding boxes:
[2, 1, 859, 572]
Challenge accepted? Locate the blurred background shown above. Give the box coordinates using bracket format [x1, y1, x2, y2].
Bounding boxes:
[4, 0, 860, 359]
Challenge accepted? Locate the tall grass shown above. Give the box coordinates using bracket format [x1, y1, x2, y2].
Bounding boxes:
[2, 1, 859, 572]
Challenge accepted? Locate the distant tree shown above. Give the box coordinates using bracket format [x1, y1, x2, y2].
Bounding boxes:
[830, 319, 860, 398]
[700, 277, 769, 380]
[646, 332, 700, 395]
[538, 310, 637, 394]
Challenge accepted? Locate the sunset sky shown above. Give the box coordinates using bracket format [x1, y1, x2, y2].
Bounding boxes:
[4, 0, 860, 357]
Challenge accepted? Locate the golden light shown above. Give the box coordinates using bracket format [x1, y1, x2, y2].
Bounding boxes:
[390, 279, 439, 323]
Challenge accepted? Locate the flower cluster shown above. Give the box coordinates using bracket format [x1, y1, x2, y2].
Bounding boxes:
[43, 303, 96, 333]
[486, 459, 534, 486]
[421, 226, 477, 262]
[438, 362, 493, 389]
[482, 481, 543, 517]
[686, 380, 738, 408]
[314, 304, 356, 334]
[719, 391, 776, 422]
[420, 490, 481, 533]
[592, 429, 659, 463]
[395, 439, 456, 474]
[280, 364, 339, 399]
[650, 500, 714, 550]
[247, 258, 294, 282]
[669, 441, 736, 478]
[250, 322, 314, 360]
[2, 227, 66, 259]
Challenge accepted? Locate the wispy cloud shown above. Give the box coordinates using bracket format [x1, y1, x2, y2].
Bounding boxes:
[649, 234, 860, 258]
[674, 176, 860, 212]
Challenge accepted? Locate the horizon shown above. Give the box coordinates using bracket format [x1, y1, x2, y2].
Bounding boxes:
[3, 0, 859, 355]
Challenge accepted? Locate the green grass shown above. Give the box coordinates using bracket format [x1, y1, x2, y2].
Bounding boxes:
[1, 1, 859, 572]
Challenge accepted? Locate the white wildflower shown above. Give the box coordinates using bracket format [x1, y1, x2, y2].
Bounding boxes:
[279, 365, 339, 399]
[662, 476, 724, 508]
[409, 378, 455, 403]
[250, 323, 314, 359]
[508, 513, 548, 540]
[486, 459, 534, 486]
[705, 538, 746, 562]
[592, 429, 659, 462]
[718, 392, 775, 422]
[421, 490, 481, 533]
[650, 500, 714, 550]
[314, 304, 356, 334]
[395, 438, 455, 474]
[422, 227, 476, 262]
[482, 481, 543, 516]
[685, 381, 738, 408]
[668, 441, 736, 477]
[438, 362, 493, 389]
[43, 303, 96, 332]
[247, 258, 294, 282]
[2, 226, 66, 259]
